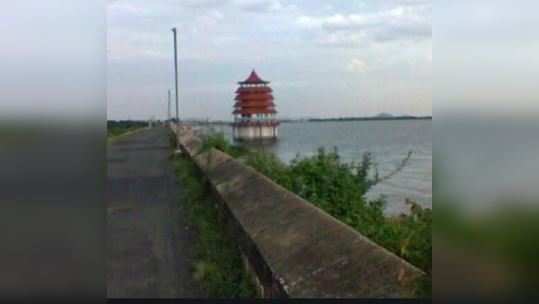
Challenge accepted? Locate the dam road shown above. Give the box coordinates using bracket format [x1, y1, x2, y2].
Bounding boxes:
[106, 126, 202, 298]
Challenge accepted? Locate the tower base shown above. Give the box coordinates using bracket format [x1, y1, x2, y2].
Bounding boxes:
[232, 125, 278, 141]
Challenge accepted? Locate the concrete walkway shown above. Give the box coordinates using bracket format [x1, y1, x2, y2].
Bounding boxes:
[106, 126, 202, 298]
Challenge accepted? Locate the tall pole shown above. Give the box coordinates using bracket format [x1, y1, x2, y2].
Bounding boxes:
[167, 89, 171, 121]
[172, 28, 179, 123]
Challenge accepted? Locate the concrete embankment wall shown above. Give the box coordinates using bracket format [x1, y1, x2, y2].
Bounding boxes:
[172, 125, 423, 298]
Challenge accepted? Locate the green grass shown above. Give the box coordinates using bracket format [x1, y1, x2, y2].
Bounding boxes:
[107, 126, 143, 140]
[173, 153, 257, 298]
[199, 132, 432, 297]
[107, 120, 148, 139]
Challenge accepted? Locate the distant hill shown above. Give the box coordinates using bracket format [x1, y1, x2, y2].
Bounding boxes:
[307, 115, 432, 122]
[376, 112, 394, 118]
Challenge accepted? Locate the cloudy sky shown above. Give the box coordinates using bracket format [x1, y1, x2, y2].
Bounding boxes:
[4, 1, 539, 122]
[107, 0, 432, 120]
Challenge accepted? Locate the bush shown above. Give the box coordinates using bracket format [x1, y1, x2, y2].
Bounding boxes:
[201, 133, 432, 296]
[199, 132, 248, 158]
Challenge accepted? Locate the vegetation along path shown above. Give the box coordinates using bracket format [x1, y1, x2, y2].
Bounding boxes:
[106, 126, 203, 298]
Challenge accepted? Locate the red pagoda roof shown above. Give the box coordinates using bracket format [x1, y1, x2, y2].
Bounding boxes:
[238, 69, 269, 85]
[235, 86, 272, 94]
[235, 93, 274, 101]
[234, 69, 277, 117]
[234, 101, 276, 108]
[233, 108, 277, 115]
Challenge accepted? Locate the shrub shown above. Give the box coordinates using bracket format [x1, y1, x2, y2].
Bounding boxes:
[200, 133, 432, 296]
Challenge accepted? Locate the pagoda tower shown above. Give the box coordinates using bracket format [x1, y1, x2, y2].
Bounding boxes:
[232, 70, 279, 140]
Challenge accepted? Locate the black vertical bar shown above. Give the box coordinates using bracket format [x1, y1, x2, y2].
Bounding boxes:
[167, 89, 171, 121]
[172, 28, 179, 122]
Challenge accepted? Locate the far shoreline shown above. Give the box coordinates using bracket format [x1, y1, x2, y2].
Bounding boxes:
[294, 116, 432, 123]
[186, 116, 433, 126]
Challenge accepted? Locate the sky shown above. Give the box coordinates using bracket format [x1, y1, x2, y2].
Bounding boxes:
[107, 0, 432, 120]
[3, 1, 539, 122]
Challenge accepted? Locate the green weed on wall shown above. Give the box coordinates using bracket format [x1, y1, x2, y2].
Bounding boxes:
[173, 154, 256, 298]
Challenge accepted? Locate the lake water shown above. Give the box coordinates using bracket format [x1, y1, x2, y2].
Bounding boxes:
[207, 120, 432, 215]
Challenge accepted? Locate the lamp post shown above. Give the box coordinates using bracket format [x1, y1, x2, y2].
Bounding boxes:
[167, 89, 171, 122]
[171, 27, 179, 123]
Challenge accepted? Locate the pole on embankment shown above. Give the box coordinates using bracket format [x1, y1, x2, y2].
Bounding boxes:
[167, 89, 171, 122]
[172, 27, 179, 123]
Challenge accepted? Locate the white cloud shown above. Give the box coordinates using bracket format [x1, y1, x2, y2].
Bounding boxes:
[299, 13, 382, 31]
[317, 31, 365, 48]
[347, 58, 368, 72]
[178, 0, 289, 13]
[194, 9, 225, 30]
[233, 0, 285, 13]
[181, 0, 230, 9]
[297, 3, 431, 46]
[108, 2, 147, 16]
[297, 15, 321, 29]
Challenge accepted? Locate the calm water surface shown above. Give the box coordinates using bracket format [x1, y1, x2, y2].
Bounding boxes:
[210, 120, 432, 215]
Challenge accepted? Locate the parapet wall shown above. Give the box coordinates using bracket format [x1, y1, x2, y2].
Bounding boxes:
[172, 125, 423, 298]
